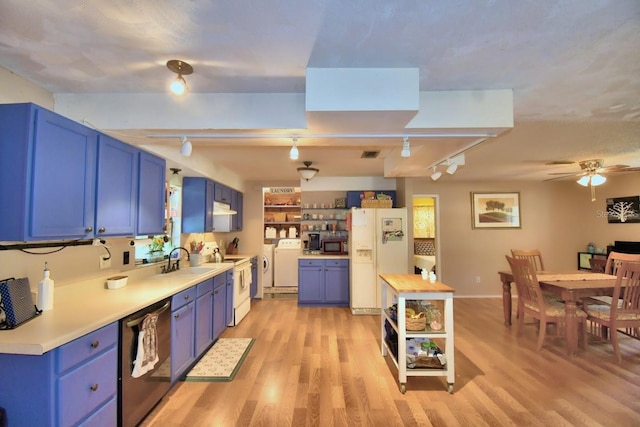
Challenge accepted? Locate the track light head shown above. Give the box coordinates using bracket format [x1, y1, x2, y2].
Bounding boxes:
[400, 136, 410, 158]
[431, 166, 442, 181]
[289, 137, 299, 160]
[180, 136, 192, 157]
[446, 161, 458, 175]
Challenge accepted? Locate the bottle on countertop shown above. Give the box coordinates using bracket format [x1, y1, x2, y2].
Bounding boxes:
[421, 268, 429, 280]
[38, 261, 54, 311]
[429, 271, 437, 283]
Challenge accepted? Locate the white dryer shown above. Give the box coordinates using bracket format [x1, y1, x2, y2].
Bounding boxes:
[263, 244, 275, 290]
[274, 238, 301, 287]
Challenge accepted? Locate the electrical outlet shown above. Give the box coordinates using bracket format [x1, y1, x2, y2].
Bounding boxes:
[475, 276, 481, 283]
[100, 255, 111, 269]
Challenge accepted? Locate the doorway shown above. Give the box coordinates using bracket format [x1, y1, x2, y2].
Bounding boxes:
[412, 195, 440, 278]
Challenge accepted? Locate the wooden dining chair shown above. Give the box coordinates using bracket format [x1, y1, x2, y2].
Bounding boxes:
[506, 256, 588, 351]
[511, 249, 545, 271]
[583, 261, 640, 362]
[589, 257, 607, 273]
[605, 251, 640, 275]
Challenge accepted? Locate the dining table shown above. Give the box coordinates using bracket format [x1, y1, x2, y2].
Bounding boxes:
[498, 270, 617, 355]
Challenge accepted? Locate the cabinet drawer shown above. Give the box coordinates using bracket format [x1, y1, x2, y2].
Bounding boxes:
[299, 259, 324, 267]
[58, 346, 117, 427]
[213, 272, 226, 290]
[172, 286, 197, 310]
[57, 322, 117, 374]
[196, 278, 214, 297]
[77, 395, 116, 427]
[325, 259, 349, 268]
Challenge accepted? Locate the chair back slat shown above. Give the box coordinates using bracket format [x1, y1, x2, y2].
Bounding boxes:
[506, 255, 544, 309]
[589, 257, 607, 273]
[616, 262, 640, 315]
[511, 249, 545, 271]
[605, 251, 640, 276]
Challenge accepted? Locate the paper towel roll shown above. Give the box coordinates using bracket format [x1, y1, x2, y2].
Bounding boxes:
[129, 238, 153, 247]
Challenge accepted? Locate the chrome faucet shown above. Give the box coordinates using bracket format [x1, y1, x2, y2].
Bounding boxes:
[162, 247, 191, 274]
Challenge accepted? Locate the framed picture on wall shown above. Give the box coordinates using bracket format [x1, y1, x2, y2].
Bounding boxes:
[471, 192, 521, 229]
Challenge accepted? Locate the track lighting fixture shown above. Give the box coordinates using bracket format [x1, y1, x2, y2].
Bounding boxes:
[430, 166, 442, 181]
[401, 136, 410, 158]
[297, 161, 319, 181]
[167, 59, 193, 96]
[289, 138, 299, 160]
[180, 136, 192, 157]
[446, 158, 458, 175]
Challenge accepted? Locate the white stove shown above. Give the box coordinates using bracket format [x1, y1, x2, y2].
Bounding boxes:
[224, 256, 252, 326]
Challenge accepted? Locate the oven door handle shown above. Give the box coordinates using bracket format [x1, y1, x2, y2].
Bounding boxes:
[126, 301, 170, 328]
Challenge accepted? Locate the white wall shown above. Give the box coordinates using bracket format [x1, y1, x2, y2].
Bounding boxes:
[0, 66, 53, 108]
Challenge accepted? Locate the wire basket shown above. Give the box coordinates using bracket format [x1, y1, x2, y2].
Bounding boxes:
[361, 199, 392, 208]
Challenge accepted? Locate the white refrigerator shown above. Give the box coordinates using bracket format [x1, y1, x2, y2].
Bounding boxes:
[349, 207, 409, 314]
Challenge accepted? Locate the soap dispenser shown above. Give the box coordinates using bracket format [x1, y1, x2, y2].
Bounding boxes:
[38, 262, 54, 311]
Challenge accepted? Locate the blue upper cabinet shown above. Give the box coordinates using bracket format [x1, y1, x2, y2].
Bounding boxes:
[95, 133, 138, 237]
[0, 103, 98, 241]
[137, 151, 166, 236]
[182, 177, 215, 233]
[214, 182, 232, 204]
[0, 103, 167, 241]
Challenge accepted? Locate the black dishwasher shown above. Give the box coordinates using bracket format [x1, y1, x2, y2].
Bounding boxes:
[118, 297, 172, 427]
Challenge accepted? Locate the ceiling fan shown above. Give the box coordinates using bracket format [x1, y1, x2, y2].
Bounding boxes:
[546, 159, 640, 202]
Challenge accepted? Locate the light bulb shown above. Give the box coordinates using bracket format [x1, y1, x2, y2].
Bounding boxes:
[170, 76, 187, 96]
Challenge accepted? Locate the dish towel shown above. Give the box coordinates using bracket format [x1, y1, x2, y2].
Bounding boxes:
[131, 313, 159, 378]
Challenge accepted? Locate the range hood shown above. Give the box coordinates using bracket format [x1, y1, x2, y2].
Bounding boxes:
[213, 201, 237, 215]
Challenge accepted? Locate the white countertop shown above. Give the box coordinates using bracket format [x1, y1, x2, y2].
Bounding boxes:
[0, 262, 235, 356]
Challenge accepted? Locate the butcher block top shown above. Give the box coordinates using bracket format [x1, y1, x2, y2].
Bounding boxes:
[379, 274, 455, 294]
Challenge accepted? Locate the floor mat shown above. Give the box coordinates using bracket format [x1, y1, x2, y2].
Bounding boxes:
[263, 286, 298, 294]
[184, 338, 254, 382]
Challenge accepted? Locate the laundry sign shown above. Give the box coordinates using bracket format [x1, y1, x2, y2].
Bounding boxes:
[269, 187, 296, 193]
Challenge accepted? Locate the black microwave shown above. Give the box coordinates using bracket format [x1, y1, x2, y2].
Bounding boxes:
[321, 238, 348, 255]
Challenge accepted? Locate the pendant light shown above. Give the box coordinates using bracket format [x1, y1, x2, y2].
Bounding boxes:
[297, 161, 319, 181]
[169, 168, 182, 187]
[289, 138, 299, 160]
[167, 60, 193, 96]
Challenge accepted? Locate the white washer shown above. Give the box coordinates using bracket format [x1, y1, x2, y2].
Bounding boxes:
[274, 239, 301, 287]
[263, 244, 274, 289]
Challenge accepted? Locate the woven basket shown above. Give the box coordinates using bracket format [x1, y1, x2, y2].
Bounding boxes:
[406, 315, 427, 331]
[272, 212, 287, 222]
[361, 199, 392, 208]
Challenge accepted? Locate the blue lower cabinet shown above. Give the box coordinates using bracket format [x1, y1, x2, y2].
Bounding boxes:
[0, 323, 118, 426]
[298, 259, 349, 306]
[171, 287, 196, 382]
[213, 273, 228, 339]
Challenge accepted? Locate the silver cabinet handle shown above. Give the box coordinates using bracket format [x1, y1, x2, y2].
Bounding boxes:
[90, 384, 99, 392]
[90, 340, 99, 348]
[98, 227, 106, 233]
[85, 226, 93, 232]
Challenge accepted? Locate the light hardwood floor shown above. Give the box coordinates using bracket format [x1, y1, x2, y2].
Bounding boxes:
[141, 297, 640, 426]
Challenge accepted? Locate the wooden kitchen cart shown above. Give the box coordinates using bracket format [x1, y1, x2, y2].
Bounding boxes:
[379, 274, 455, 394]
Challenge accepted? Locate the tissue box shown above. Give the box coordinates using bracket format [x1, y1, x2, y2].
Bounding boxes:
[106, 275, 128, 290]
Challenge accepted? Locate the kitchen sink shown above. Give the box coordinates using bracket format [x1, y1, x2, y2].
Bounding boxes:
[182, 267, 218, 275]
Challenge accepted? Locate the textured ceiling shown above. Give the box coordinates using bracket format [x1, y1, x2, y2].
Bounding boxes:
[1, 0, 639, 183]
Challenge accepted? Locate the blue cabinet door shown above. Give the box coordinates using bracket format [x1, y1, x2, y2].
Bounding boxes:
[182, 177, 216, 233]
[325, 265, 349, 303]
[213, 282, 227, 339]
[195, 282, 214, 356]
[0, 103, 98, 240]
[171, 302, 195, 382]
[298, 265, 324, 303]
[137, 151, 166, 235]
[214, 182, 232, 204]
[95, 133, 138, 236]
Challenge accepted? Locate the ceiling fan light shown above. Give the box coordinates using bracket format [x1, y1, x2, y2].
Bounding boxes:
[180, 136, 192, 157]
[591, 173, 606, 186]
[576, 175, 590, 186]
